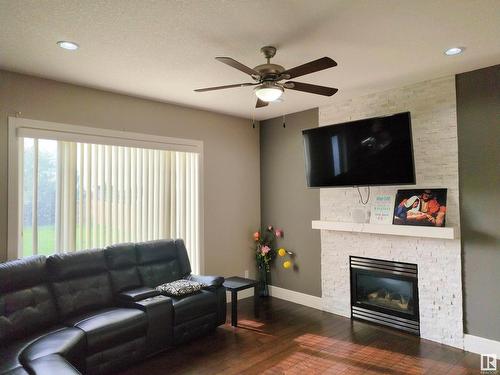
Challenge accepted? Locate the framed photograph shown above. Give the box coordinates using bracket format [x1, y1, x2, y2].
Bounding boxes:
[393, 189, 447, 227]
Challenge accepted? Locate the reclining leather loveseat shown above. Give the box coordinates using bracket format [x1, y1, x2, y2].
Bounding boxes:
[0, 239, 226, 375]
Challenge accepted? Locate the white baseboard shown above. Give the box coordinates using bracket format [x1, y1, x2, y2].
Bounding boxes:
[225, 285, 322, 309]
[268, 285, 323, 310]
[226, 288, 254, 302]
[464, 334, 500, 357]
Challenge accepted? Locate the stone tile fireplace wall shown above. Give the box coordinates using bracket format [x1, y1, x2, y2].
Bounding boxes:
[318, 76, 464, 349]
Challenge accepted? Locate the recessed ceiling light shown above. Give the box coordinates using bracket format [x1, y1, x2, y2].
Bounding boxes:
[444, 47, 463, 56]
[57, 41, 79, 51]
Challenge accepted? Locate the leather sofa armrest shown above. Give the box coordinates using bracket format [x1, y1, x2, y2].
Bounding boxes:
[118, 286, 160, 302]
[119, 295, 174, 352]
[184, 274, 225, 288]
[25, 354, 81, 375]
[119, 294, 172, 312]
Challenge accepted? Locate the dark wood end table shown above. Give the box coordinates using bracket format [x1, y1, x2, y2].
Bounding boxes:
[223, 276, 259, 327]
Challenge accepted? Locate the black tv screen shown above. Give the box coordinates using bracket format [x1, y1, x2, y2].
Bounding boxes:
[302, 112, 415, 187]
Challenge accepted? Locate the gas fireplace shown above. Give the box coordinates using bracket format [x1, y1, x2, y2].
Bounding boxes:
[350, 256, 419, 335]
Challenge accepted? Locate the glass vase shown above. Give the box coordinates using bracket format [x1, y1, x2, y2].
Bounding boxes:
[259, 267, 269, 297]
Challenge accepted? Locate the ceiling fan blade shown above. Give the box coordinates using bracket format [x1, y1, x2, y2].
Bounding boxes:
[215, 57, 260, 77]
[256, 98, 269, 108]
[282, 57, 337, 79]
[285, 81, 338, 96]
[194, 83, 257, 92]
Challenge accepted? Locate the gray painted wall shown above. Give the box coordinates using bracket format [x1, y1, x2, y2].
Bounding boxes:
[456, 65, 500, 341]
[260, 108, 321, 297]
[0, 70, 261, 280]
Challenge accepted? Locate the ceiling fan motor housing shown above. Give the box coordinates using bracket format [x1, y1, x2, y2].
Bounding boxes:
[253, 63, 286, 82]
[255, 46, 289, 82]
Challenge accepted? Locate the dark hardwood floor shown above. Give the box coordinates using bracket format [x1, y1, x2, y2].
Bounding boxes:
[120, 297, 489, 375]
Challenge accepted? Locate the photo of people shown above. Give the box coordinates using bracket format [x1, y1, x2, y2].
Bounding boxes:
[393, 189, 447, 227]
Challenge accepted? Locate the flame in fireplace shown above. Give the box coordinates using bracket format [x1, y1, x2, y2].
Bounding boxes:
[366, 289, 410, 311]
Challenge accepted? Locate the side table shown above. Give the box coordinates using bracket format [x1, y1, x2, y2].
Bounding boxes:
[223, 276, 259, 327]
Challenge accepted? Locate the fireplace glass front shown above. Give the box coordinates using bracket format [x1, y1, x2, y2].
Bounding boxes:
[350, 256, 419, 335]
[356, 273, 415, 315]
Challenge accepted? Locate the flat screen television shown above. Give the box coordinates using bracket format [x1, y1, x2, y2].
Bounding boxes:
[302, 112, 415, 187]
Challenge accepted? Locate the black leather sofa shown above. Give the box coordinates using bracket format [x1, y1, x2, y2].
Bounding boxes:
[0, 239, 226, 375]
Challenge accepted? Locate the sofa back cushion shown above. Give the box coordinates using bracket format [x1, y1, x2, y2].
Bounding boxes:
[104, 243, 142, 293]
[47, 249, 113, 319]
[174, 239, 192, 276]
[136, 240, 191, 288]
[0, 256, 58, 340]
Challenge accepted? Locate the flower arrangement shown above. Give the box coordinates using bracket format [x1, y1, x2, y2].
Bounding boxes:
[253, 225, 294, 273]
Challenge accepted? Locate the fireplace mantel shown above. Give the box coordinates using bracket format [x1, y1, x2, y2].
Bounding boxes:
[312, 220, 457, 240]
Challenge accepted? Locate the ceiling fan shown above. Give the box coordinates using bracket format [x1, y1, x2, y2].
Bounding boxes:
[194, 46, 338, 108]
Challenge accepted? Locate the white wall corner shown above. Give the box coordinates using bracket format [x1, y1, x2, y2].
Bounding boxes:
[464, 334, 500, 357]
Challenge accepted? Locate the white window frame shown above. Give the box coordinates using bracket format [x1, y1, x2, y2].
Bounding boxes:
[8, 117, 205, 273]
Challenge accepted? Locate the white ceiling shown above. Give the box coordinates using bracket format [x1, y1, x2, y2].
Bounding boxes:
[1, 0, 499, 120]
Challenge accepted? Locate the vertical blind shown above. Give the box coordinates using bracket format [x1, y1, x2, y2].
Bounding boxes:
[23, 138, 200, 272]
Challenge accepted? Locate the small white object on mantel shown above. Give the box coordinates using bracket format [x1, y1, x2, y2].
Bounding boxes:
[312, 220, 457, 240]
[369, 194, 395, 225]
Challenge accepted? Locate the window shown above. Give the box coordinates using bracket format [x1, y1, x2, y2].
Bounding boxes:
[22, 138, 57, 255]
[9, 118, 203, 272]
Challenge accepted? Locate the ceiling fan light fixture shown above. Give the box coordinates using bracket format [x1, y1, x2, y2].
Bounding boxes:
[255, 83, 283, 102]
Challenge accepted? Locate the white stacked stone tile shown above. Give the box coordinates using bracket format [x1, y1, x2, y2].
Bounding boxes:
[318, 76, 464, 349]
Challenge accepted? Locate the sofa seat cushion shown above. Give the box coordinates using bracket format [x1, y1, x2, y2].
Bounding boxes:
[19, 327, 85, 369]
[65, 308, 147, 353]
[0, 326, 68, 374]
[171, 290, 217, 325]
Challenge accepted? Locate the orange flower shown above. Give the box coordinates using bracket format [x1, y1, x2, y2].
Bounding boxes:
[253, 231, 260, 241]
